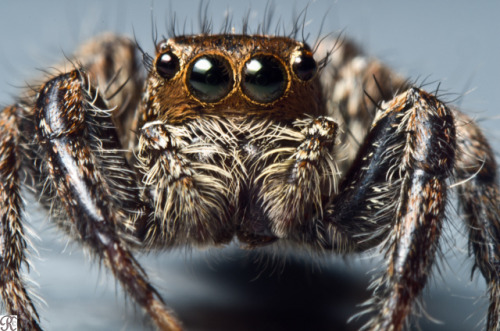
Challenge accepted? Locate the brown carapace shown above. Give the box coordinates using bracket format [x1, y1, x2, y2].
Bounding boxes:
[0, 31, 499, 331]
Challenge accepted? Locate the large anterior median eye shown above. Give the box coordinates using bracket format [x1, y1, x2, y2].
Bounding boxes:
[242, 55, 287, 103]
[187, 55, 233, 102]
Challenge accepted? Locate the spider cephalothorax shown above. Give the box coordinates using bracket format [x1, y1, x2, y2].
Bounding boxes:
[133, 34, 337, 248]
[0, 30, 498, 331]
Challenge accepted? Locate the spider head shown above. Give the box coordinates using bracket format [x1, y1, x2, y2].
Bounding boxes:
[135, 35, 334, 247]
[139, 34, 326, 125]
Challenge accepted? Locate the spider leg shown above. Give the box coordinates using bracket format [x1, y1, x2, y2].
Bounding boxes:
[324, 87, 455, 330]
[33, 70, 181, 330]
[256, 117, 338, 239]
[0, 105, 41, 330]
[454, 111, 500, 331]
[135, 121, 233, 247]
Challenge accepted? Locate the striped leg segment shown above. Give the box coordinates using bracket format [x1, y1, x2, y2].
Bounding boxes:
[257, 117, 338, 239]
[325, 88, 455, 329]
[34, 71, 181, 331]
[0, 105, 41, 330]
[136, 120, 233, 247]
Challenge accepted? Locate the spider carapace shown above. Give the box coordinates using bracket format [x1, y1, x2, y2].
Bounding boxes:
[0, 32, 499, 331]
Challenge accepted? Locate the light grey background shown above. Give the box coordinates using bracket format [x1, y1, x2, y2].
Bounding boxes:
[0, 1, 499, 330]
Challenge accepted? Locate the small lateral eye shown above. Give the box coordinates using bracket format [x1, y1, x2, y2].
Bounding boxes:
[292, 53, 317, 81]
[156, 51, 180, 79]
[242, 55, 287, 103]
[187, 55, 233, 103]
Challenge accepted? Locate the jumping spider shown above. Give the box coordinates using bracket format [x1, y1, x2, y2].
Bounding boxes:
[0, 25, 499, 331]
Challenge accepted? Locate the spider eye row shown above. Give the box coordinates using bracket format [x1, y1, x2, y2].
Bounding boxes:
[155, 51, 317, 104]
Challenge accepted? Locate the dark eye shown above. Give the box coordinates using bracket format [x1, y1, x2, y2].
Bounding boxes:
[187, 55, 233, 102]
[156, 51, 180, 79]
[292, 53, 317, 81]
[242, 55, 287, 103]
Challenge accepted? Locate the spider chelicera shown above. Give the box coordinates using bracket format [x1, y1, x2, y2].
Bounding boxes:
[0, 28, 499, 331]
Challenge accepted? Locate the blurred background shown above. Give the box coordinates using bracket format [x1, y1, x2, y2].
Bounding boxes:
[0, 0, 499, 330]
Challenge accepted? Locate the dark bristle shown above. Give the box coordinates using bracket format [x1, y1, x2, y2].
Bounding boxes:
[159, 1, 328, 49]
[198, 1, 213, 34]
[242, 8, 250, 35]
[262, 1, 275, 35]
[150, 9, 159, 47]
[135, 41, 154, 73]
[220, 8, 233, 34]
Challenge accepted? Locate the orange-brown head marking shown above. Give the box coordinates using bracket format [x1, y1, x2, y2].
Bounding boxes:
[140, 34, 326, 125]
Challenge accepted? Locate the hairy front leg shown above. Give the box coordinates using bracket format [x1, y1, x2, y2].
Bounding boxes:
[34, 71, 181, 330]
[319, 37, 500, 330]
[323, 88, 455, 330]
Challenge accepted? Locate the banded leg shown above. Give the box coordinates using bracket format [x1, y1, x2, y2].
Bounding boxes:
[136, 121, 233, 247]
[34, 71, 181, 331]
[454, 111, 500, 331]
[323, 88, 455, 329]
[0, 105, 41, 330]
[256, 117, 338, 239]
[319, 38, 500, 329]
